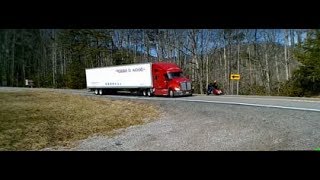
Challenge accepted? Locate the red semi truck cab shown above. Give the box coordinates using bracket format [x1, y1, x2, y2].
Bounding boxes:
[151, 62, 192, 97]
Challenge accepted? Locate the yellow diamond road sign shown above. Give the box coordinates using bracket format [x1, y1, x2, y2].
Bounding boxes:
[230, 74, 240, 80]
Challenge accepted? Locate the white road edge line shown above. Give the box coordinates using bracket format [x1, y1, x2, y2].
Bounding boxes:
[201, 95, 320, 103]
[178, 99, 320, 112]
[101, 95, 320, 112]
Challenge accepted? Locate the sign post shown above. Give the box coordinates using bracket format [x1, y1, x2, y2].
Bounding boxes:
[230, 74, 240, 95]
[237, 80, 239, 95]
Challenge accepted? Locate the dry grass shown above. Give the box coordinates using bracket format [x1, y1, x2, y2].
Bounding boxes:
[0, 91, 159, 150]
[311, 96, 320, 98]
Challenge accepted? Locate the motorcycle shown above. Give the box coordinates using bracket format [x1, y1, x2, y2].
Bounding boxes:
[207, 88, 223, 95]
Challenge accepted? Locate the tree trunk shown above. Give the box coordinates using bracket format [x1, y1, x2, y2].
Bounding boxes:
[228, 45, 232, 95]
[60, 48, 63, 75]
[156, 42, 160, 61]
[2, 30, 9, 86]
[134, 40, 137, 63]
[206, 55, 209, 93]
[195, 57, 203, 94]
[275, 54, 280, 94]
[22, 46, 25, 86]
[237, 42, 240, 95]
[127, 31, 130, 57]
[248, 46, 253, 88]
[11, 30, 16, 87]
[223, 43, 227, 94]
[254, 29, 258, 86]
[52, 29, 56, 88]
[297, 30, 302, 45]
[290, 29, 295, 48]
[265, 51, 270, 95]
[284, 29, 289, 81]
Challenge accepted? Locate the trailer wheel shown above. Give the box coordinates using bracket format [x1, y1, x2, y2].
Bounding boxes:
[147, 89, 152, 97]
[99, 89, 103, 95]
[94, 89, 99, 95]
[142, 90, 147, 96]
[169, 90, 174, 97]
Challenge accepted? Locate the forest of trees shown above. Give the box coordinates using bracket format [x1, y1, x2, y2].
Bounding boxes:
[0, 29, 319, 96]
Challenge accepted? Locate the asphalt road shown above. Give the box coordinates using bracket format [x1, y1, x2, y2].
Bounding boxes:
[93, 93, 320, 112]
[1, 87, 320, 150]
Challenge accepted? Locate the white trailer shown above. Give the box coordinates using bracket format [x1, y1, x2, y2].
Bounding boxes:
[85, 63, 153, 95]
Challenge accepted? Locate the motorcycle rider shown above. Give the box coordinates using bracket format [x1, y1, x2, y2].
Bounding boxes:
[207, 80, 219, 95]
[207, 82, 213, 95]
[212, 80, 218, 90]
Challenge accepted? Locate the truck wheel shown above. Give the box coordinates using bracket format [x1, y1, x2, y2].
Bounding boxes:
[99, 89, 103, 95]
[169, 90, 174, 97]
[94, 89, 99, 95]
[147, 89, 152, 97]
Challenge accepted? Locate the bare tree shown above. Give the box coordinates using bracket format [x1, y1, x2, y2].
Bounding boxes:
[189, 29, 204, 94]
[284, 29, 290, 81]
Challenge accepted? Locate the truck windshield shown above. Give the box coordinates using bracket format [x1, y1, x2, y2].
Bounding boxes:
[167, 72, 183, 79]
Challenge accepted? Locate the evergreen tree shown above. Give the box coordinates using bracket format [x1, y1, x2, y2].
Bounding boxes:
[291, 30, 320, 96]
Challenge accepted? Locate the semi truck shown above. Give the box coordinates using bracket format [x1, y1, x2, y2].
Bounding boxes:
[85, 62, 192, 97]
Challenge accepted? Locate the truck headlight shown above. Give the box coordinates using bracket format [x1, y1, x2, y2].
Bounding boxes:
[174, 87, 180, 91]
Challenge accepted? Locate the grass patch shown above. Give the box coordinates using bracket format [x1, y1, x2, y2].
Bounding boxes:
[311, 96, 320, 98]
[0, 91, 159, 150]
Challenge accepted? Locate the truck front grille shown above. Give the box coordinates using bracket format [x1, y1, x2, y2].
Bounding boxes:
[186, 82, 191, 90]
[180, 82, 191, 91]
